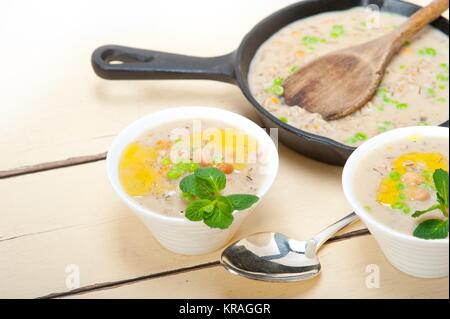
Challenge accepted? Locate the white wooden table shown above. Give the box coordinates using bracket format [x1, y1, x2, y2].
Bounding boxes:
[0, 0, 448, 299]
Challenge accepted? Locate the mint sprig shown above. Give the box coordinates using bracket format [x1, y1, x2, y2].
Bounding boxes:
[412, 169, 449, 240]
[180, 167, 259, 229]
[413, 219, 449, 240]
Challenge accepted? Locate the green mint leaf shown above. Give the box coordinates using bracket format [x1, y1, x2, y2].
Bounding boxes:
[226, 194, 259, 211]
[194, 167, 226, 193]
[180, 172, 216, 199]
[180, 174, 197, 195]
[413, 219, 449, 240]
[433, 169, 449, 208]
[194, 178, 216, 200]
[412, 204, 442, 218]
[203, 197, 234, 229]
[216, 196, 234, 214]
[185, 199, 214, 222]
[180, 175, 215, 199]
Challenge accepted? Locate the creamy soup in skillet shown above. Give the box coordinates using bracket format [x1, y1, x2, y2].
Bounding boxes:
[249, 8, 449, 146]
[354, 134, 449, 237]
[118, 120, 266, 218]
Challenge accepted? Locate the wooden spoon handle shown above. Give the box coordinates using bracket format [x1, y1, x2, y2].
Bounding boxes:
[392, 0, 449, 50]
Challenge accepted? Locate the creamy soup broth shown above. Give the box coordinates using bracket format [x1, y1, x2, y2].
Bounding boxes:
[354, 136, 449, 235]
[119, 120, 267, 217]
[249, 8, 449, 146]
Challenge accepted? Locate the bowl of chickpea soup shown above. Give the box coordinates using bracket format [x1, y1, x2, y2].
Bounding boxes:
[343, 126, 449, 278]
[107, 107, 279, 255]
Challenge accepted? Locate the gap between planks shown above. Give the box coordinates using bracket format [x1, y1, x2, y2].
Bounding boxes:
[0, 152, 107, 179]
[37, 229, 370, 299]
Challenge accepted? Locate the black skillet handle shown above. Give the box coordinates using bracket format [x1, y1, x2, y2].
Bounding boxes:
[92, 45, 237, 84]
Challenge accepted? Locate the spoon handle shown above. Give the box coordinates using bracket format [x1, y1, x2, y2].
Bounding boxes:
[391, 0, 449, 51]
[311, 212, 359, 250]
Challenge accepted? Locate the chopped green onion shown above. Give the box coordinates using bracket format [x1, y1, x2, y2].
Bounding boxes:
[278, 116, 288, 124]
[391, 202, 410, 214]
[354, 132, 367, 141]
[302, 35, 326, 45]
[436, 73, 449, 82]
[377, 87, 389, 95]
[266, 77, 285, 96]
[167, 168, 183, 180]
[383, 96, 392, 103]
[347, 132, 368, 144]
[440, 63, 449, 73]
[273, 77, 284, 86]
[330, 25, 345, 38]
[417, 121, 428, 126]
[186, 162, 200, 172]
[418, 47, 437, 56]
[272, 85, 284, 96]
[289, 66, 299, 74]
[427, 88, 436, 97]
[161, 157, 172, 167]
[389, 171, 401, 181]
[391, 202, 405, 210]
[396, 103, 408, 110]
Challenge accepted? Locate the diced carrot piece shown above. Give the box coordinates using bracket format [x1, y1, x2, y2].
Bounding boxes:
[401, 47, 413, 55]
[155, 140, 172, 150]
[271, 97, 280, 105]
[216, 163, 234, 174]
[296, 50, 305, 58]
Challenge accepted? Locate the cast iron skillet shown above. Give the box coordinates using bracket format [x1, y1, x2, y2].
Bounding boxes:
[92, 0, 449, 166]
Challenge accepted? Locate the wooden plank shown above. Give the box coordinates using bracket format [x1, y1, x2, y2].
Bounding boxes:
[0, 145, 365, 298]
[66, 235, 449, 299]
[1, 0, 447, 300]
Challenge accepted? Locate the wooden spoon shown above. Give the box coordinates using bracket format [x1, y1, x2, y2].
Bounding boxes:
[283, 0, 449, 120]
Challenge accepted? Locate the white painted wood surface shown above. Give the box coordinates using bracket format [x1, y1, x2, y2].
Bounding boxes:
[0, 0, 448, 298]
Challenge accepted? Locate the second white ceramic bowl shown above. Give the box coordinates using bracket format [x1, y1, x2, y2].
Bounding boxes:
[107, 107, 279, 255]
[343, 126, 449, 278]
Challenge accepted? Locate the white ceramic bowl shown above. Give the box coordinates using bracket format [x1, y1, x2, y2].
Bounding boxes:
[343, 126, 449, 278]
[107, 107, 279, 255]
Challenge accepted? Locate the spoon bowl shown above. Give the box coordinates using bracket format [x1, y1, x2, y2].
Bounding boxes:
[222, 232, 321, 282]
[221, 212, 359, 282]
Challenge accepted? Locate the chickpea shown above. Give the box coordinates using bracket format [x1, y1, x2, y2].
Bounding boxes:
[404, 187, 431, 202]
[401, 172, 425, 186]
